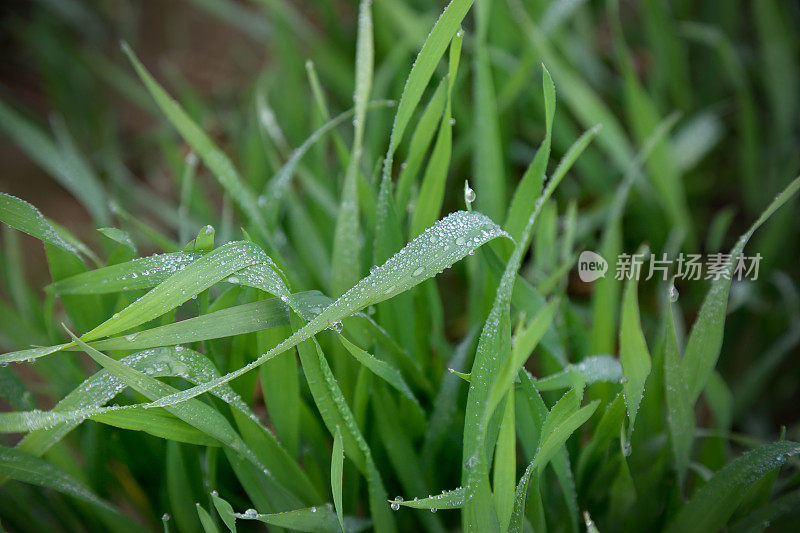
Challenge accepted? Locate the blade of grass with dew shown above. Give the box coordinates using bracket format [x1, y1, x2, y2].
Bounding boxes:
[90, 407, 221, 446]
[79, 240, 289, 342]
[47, 251, 203, 295]
[0, 101, 109, 225]
[682, 176, 800, 401]
[505, 65, 555, 242]
[294, 333, 394, 532]
[210, 491, 237, 533]
[663, 296, 694, 489]
[509, 398, 599, 533]
[375, 0, 475, 265]
[409, 29, 462, 238]
[516, 367, 580, 533]
[331, 0, 373, 296]
[461, 124, 599, 529]
[234, 506, 370, 533]
[144, 211, 507, 408]
[331, 425, 345, 533]
[66, 334, 295, 499]
[0, 193, 83, 258]
[533, 355, 623, 391]
[493, 394, 516, 530]
[486, 300, 557, 416]
[395, 486, 469, 510]
[619, 271, 651, 438]
[666, 441, 800, 533]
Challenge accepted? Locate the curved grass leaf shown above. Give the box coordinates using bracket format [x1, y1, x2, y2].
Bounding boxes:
[331, 425, 345, 533]
[682, 175, 800, 401]
[338, 335, 418, 406]
[533, 355, 623, 391]
[235, 505, 370, 533]
[619, 274, 651, 436]
[331, 0, 373, 295]
[664, 299, 694, 488]
[145, 211, 507, 407]
[80, 240, 288, 342]
[396, 486, 468, 510]
[0, 445, 121, 517]
[0, 193, 82, 258]
[667, 441, 800, 533]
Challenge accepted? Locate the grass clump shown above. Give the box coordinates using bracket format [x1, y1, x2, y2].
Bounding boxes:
[1, 0, 800, 532]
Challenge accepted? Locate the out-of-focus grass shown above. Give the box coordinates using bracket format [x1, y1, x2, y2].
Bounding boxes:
[1, 0, 799, 531]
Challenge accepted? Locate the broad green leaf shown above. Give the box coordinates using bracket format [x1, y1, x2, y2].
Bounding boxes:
[619, 274, 651, 437]
[682, 176, 800, 401]
[667, 441, 800, 533]
[145, 211, 507, 407]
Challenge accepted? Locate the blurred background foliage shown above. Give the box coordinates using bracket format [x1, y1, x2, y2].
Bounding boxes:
[1, 0, 799, 531]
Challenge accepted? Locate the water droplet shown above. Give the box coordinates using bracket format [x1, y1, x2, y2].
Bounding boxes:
[429, 234, 439, 244]
[620, 376, 628, 384]
[244, 508, 258, 518]
[412, 266, 424, 276]
[125, 333, 138, 342]
[311, 506, 317, 513]
[430, 508, 437, 513]
[464, 181, 476, 204]
[227, 276, 240, 284]
[211, 490, 218, 497]
[162, 513, 171, 521]
[669, 283, 679, 302]
[449, 117, 456, 126]
[623, 441, 632, 457]
[390, 496, 403, 511]
[370, 265, 379, 274]
[329, 321, 343, 333]
[455, 237, 466, 246]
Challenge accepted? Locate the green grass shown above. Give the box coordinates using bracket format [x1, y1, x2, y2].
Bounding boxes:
[1, 0, 800, 531]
